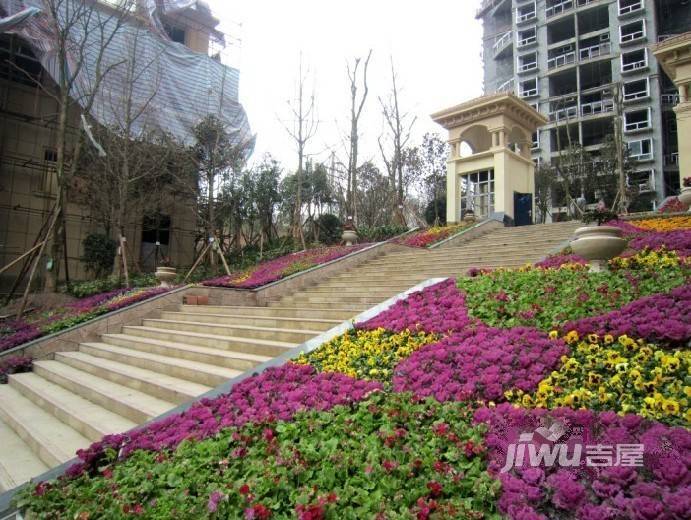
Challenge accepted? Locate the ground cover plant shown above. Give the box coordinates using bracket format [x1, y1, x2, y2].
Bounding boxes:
[393, 224, 469, 249]
[16, 216, 691, 519]
[0, 286, 172, 354]
[201, 244, 369, 289]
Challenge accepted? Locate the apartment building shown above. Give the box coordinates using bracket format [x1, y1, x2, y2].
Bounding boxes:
[477, 0, 691, 212]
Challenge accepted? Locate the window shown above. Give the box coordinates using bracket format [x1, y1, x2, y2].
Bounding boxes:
[532, 132, 540, 150]
[517, 28, 537, 47]
[519, 78, 539, 97]
[43, 148, 57, 162]
[547, 45, 576, 69]
[516, 2, 537, 23]
[624, 108, 651, 132]
[518, 52, 538, 73]
[623, 78, 649, 101]
[627, 138, 653, 161]
[460, 169, 495, 219]
[618, 0, 644, 17]
[164, 24, 186, 44]
[620, 20, 646, 44]
[628, 169, 655, 193]
[546, 0, 574, 18]
[621, 48, 647, 73]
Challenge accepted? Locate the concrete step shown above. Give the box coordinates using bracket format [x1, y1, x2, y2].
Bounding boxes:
[141, 319, 320, 344]
[102, 334, 272, 372]
[0, 419, 49, 493]
[122, 326, 295, 357]
[0, 385, 89, 468]
[311, 282, 417, 291]
[80, 342, 241, 387]
[32, 360, 174, 424]
[178, 305, 357, 321]
[361, 253, 554, 267]
[8, 372, 137, 441]
[285, 292, 397, 302]
[267, 300, 368, 312]
[160, 311, 341, 331]
[55, 351, 211, 405]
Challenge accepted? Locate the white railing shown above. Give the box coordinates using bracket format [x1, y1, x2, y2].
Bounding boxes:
[518, 60, 538, 72]
[576, 0, 599, 7]
[618, 0, 643, 16]
[496, 78, 515, 93]
[581, 98, 614, 116]
[661, 93, 680, 105]
[493, 31, 513, 55]
[546, 0, 574, 18]
[516, 7, 537, 23]
[549, 105, 578, 121]
[621, 27, 645, 44]
[622, 55, 647, 72]
[547, 51, 576, 69]
[625, 119, 650, 132]
[520, 86, 539, 98]
[579, 42, 611, 61]
[624, 84, 649, 101]
[517, 33, 537, 47]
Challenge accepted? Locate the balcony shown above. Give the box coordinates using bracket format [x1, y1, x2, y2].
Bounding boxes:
[516, 3, 537, 24]
[546, 0, 574, 18]
[519, 81, 539, 98]
[664, 152, 679, 167]
[620, 20, 646, 45]
[618, 0, 644, 17]
[517, 30, 537, 48]
[624, 108, 651, 132]
[661, 93, 680, 106]
[621, 49, 648, 73]
[631, 170, 655, 193]
[518, 54, 538, 73]
[476, 0, 508, 18]
[493, 30, 513, 58]
[623, 79, 649, 102]
[627, 138, 653, 162]
[581, 98, 614, 117]
[579, 42, 611, 62]
[547, 51, 576, 70]
[496, 78, 515, 94]
[549, 104, 578, 121]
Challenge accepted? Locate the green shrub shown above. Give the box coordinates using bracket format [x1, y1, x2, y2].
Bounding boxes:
[81, 233, 116, 279]
[357, 225, 408, 242]
[425, 197, 447, 226]
[315, 214, 342, 245]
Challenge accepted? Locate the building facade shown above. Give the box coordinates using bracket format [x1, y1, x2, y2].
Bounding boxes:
[476, 0, 691, 214]
[0, 1, 253, 291]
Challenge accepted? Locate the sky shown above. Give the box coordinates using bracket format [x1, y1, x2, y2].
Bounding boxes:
[207, 0, 485, 173]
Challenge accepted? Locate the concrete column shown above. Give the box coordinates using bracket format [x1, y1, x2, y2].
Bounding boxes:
[446, 162, 458, 224]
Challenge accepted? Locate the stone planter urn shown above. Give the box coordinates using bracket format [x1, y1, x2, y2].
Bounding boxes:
[463, 211, 476, 224]
[342, 229, 358, 246]
[154, 266, 177, 287]
[678, 187, 691, 211]
[570, 226, 627, 272]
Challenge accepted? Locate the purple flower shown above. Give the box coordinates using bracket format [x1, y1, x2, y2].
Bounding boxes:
[208, 491, 225, 513]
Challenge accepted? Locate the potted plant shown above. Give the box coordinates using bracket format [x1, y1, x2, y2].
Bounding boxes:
[570, 204, 627, 272]
[342, 216, 358, 246]
[678, 177, 691, 210]
[462, 209, 476, 224]
[154, 256, 176, 288]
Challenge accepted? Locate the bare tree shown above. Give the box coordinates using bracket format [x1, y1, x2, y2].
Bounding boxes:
[378, 57, 416, 225]
[345, 50, 372, 224]
[8, 0, 136, 292]
[281, 55, 318, 249]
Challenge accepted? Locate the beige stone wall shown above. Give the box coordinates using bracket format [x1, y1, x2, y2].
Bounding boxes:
[0, 79, 197, 292]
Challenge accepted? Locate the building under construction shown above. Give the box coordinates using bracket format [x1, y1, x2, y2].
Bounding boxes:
[0, 0, 253, 292]
[476, 0, 691, 215]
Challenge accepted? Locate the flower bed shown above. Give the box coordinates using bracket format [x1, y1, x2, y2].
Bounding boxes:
[0, 286, 173, 354]
[16, 227, 691, 519]
[296, 328, 437, 382]
[392, 224, 469, 248]
[509, 332, 689, 425]
[475, 404, 691, 519]
[201, 244, 369, 289]
[393, 327, 568, 403]
[457, 263, 688, 331]
[632, 215, 691, 232]
[534, 254, 587, 269]
[20, 393, 500, 519]
[0, 355, 32, 384]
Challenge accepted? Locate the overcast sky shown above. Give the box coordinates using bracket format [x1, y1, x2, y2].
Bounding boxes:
[207, 0, 485, 173]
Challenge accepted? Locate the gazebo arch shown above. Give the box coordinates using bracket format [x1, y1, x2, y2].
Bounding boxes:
[431, 93, 547, 225]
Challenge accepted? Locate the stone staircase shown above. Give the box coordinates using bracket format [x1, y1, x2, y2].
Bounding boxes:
[0, 221, 579, 493]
